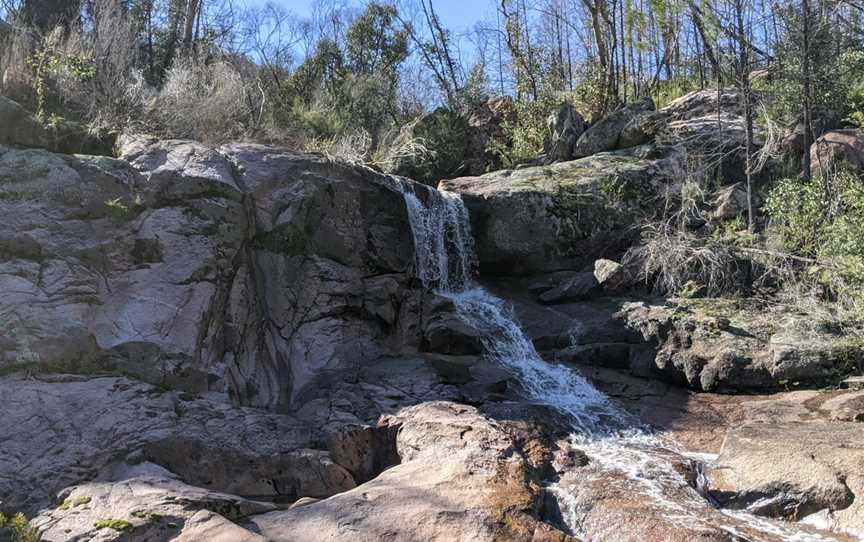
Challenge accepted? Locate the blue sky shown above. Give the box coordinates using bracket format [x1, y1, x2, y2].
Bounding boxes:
[279, 0, 494, 35]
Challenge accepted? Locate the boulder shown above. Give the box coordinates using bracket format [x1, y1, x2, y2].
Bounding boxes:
[660, 88, 763, 183]
[712, 182, 761, 220]
[661, 88, 746, 121]
[810, 129, 864, 177]
[246, 401, 578, 542]
[440, 146, 686, 275]
[617, 110, 667, 149]
[422, 295, 484, 355]
[593, 258, 631, 293]
[782, 105, 841, 157]
[538, 272, 599, 303]
[707, 422, 864, 532]
[573, 96, 655, 158]
[544, 102, 586, 162]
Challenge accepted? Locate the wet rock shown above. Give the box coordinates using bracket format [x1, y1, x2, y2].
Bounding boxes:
[422, 296, 484, 355]
[573, 96, 655, 158]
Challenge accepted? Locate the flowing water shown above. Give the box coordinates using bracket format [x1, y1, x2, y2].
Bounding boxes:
[395, 179, 849, 542]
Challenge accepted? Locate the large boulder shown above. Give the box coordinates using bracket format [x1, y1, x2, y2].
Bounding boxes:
[440, 145, 686, 275]
[573, 96, 654, 158]
[660, 88, 763, 184]
[707, 421, 864, 533]
[810, 129, 864, 177]
[246, 401, 578, 542]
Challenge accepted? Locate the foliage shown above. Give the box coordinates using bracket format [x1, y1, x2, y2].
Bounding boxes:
[94, 518, 133, 531]
[28, 40, 95, 124]
[765, 169, 864, 308]
[497, 95, 556, 167]
[0, 512, 39, 542]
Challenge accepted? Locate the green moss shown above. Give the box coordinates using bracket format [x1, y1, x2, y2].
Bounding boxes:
[94, 519, 132, 531]
[72, 496, 91, 507]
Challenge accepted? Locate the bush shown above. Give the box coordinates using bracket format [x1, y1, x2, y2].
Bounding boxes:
[153, 56, 257, 143]
[765, 169, 864, 308]
[0, 512, 39, 542]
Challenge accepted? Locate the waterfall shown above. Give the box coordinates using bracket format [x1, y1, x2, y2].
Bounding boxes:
[396, 179, 844, 542]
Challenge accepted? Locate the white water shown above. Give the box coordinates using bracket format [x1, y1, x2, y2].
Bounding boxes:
[396, 180, 847, 542]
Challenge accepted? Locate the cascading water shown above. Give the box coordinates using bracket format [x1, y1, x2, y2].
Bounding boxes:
[395, 178, 848, 542]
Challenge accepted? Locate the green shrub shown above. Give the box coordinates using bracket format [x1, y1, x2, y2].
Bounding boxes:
[765, 170, 864, 307]
[0, 512, 39, 542]
[94, 518, 133, 531]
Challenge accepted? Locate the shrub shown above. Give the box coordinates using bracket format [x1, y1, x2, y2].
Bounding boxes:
[0, 512, 39, 542]
[153, 56, 257, 143]
[765, 169, 864, 309]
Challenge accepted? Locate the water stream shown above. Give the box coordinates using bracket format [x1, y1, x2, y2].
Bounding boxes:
[395, 179, 848, 542]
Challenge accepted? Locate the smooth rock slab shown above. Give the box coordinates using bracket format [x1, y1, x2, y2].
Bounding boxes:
[33, 476, 274, 542]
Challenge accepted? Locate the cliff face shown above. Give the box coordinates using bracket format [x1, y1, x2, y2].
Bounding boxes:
[0, 136, 425, 410]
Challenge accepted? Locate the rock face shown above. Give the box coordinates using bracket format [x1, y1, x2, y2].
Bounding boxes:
[0, 375, 346, 515]
[440, 146, 686, 275]
[0, 136, 426, 410]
